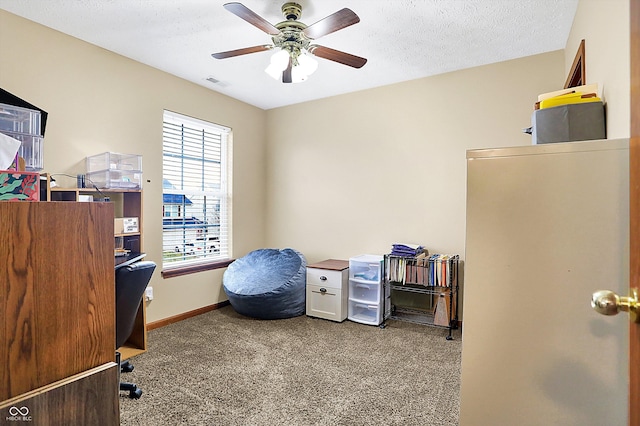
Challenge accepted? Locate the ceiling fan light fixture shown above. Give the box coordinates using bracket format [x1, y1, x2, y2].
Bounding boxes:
[265, 48, 318, 83]
[289, 51, 317, 83]
[265, 49, 291, 80]
[297, 51, 318, 76]
[270, 49, 290, 69]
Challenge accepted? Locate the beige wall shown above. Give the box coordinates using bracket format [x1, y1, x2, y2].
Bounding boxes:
[265, 52, 564, 320]
[565, 0, 630, 139]
[0, 10, 267, 323]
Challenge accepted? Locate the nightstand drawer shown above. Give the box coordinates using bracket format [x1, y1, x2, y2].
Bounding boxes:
[306, 267, 346, 289]
[306, 284, 347, 322]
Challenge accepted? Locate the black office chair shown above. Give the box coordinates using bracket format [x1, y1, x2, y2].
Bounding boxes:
[115, 260, 156, 399]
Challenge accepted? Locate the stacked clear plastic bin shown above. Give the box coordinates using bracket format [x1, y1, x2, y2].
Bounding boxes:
[0, 103, 44, 171]
[347, 254, 387, 326]
[86, 152, 142, 189]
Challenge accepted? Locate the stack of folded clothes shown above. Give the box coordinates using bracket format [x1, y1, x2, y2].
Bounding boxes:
[390, 243, 427, 257]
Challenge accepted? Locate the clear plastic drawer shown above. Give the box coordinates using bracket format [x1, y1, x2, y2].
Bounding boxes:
[0, 103, 41, 136]
[86, 169, 142, 189]
[348, 300, 382, 326]
[86, 152, 142, 173]
[349, 254, 383, 283]
[348, 280, 380, 303]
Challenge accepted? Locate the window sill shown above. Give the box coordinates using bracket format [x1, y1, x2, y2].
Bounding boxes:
[161, 258, 234, 278]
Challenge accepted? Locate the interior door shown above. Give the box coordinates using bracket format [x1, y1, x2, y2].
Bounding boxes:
[582, 1, 639, 422]
[629, 0, 639, 424]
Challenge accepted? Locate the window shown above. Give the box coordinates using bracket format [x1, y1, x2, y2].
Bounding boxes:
[163, 204, 182, 218]
[162, 110, 231, 273]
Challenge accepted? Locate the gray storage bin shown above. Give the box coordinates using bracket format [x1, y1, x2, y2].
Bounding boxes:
[532, 102, 605, 144]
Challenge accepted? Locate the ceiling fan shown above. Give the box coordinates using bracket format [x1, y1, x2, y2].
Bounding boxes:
[211, 2, 367, 83]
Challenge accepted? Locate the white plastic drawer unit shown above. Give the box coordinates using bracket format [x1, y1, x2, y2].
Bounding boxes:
[348, 280, 380, 304]
[305, 259, 349, 322]
[347, 254, 384, 326]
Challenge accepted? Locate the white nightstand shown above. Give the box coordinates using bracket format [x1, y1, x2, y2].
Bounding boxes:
[306, 259, 349, 322]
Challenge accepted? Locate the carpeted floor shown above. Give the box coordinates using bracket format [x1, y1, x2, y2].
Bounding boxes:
[119, 305, 461, 426]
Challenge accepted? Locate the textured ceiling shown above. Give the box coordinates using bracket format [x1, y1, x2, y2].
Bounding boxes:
[0, 0, 579, 110]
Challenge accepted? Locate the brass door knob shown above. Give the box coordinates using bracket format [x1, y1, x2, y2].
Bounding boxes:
[591, 289, 640, 323]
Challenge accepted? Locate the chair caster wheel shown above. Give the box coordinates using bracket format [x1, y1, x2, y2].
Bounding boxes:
[128, 388, 143, 399]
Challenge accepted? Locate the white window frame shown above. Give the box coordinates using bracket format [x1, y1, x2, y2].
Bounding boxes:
[162, 110, 231, 272]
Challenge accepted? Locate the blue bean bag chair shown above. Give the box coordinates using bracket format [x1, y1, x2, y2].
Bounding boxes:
[223, 248, 306, 319]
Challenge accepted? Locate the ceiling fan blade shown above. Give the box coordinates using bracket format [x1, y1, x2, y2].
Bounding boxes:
[223, 2, 280, 35]
[308, 45, 367, 69]
[212, 45, 272, 59]
[283, 57, 293, 83]
[303, 8, 360, 40]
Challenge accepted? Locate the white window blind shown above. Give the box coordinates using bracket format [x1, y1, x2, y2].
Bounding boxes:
[162, 110, 231, 268]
